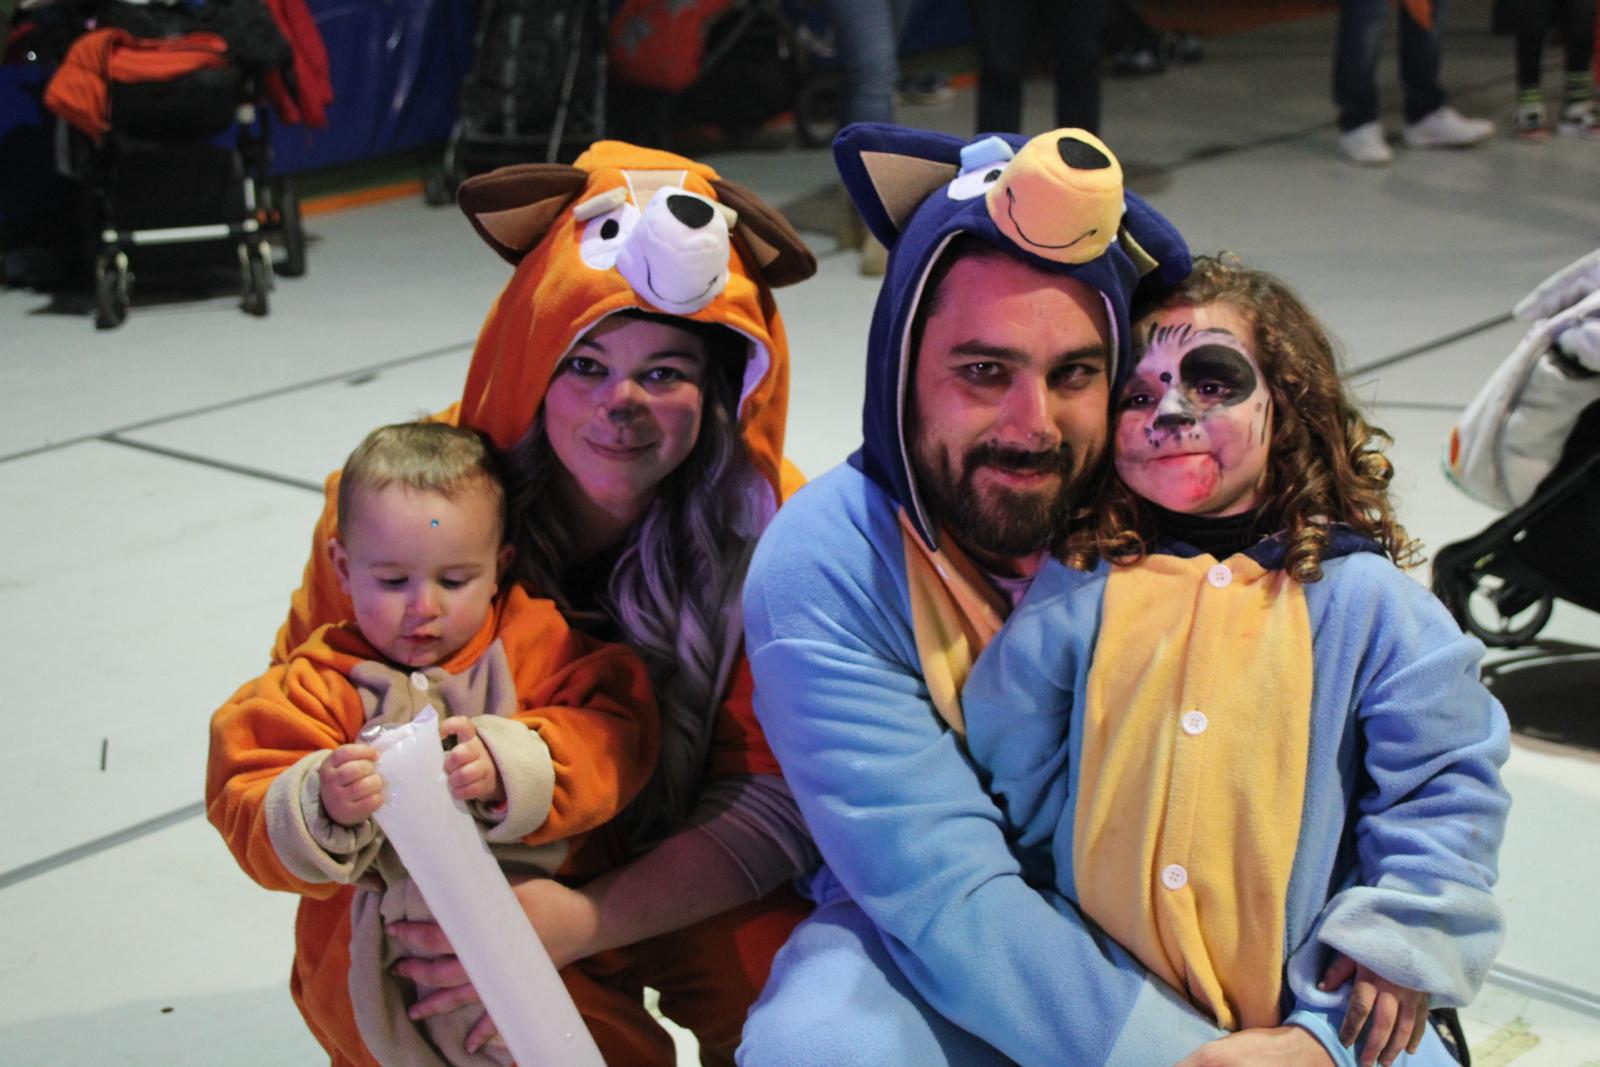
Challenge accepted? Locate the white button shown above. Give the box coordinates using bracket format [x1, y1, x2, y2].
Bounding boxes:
[1181, 710, 1208, 736]
[1161, 864, 1188, 891]
[1207, 564, 1233, 588]
[410, 671, 430, 692]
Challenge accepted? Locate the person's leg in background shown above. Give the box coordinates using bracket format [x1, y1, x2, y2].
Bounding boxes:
[1050, 0, 1110, 133]
[967, 0, 1032, 133]
[1398, 0, 1496, 147]
[1514, 0, 1555, 139]
[1333, 0, 1394, 162]
[821, 0, 911, 274]
[1557, 0, 1600, 136]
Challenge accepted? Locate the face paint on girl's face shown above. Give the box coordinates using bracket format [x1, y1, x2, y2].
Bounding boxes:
[1115, 303, 1273, 517]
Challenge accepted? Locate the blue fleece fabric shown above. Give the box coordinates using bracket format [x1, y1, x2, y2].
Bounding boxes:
[741, 466, 1228, 1065]
[962, 547, 1511, 1067]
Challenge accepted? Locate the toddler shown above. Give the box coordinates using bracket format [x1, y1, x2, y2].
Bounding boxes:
[207, 421, 657, 1066]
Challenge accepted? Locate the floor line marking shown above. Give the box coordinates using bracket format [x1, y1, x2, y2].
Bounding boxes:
[0, 340, 472, 467]
[0, 801, 205, 891]
[101, 435, 325, 493]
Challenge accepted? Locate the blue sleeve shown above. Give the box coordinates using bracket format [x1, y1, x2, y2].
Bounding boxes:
[743, 485, 1224, 1067]
[962, 558, 1100, 888]
[1289, 558, 1510, 1019]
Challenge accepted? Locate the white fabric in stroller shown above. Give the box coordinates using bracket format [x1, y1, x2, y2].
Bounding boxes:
[1446, 249, 1600, 510]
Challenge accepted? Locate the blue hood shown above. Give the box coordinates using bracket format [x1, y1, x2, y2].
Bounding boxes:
[833, 122, 1191, 548]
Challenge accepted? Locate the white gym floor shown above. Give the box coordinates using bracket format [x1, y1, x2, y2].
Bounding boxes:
[3, 3, 1597, 1063]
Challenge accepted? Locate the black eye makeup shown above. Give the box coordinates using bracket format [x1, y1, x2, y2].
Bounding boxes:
[1178, 343, 1257, 406]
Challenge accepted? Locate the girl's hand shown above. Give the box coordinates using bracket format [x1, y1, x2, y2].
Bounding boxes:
[318, 742, 382, 826]
[1320, 954, 1429, 1067]
[440, 716, 503, 804]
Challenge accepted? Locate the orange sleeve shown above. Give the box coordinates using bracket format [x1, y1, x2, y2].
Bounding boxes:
[205, 653, 367, 897]
[494, 589, 661, 845]
[703, 651, 783, 782]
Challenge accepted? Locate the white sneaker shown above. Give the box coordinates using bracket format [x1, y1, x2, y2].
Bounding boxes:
[1558, 100, 1600, 140]
[1402, 105, 1495, 148]
[1339, 121, 1393, 165]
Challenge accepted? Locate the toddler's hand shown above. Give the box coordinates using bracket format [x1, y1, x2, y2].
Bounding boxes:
[440, 716, 503, 804]
[1320, 955, 1429, 1067]
[319, 742, 383, 826]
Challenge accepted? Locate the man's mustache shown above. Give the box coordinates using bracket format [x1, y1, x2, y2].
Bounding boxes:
[963, 441, 1075, 479]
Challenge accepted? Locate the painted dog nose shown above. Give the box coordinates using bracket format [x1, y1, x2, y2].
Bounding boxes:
[667, 194, 716, 229]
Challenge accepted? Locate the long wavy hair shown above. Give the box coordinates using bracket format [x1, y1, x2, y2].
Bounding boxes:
[1065, 255, 1420, 582]
[503, 311, 756, 849]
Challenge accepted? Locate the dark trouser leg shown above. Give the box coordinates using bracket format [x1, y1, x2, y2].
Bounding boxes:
[1515, 0, 1554, 88]
[1051, 0, 1110, 133]
[1399, 0, 1447, 123]
[968, 0, 1031, 132]
[1334, 0, 1386, 130]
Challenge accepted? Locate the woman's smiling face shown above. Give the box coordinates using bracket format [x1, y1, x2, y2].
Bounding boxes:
[542, 313, 711, 528]
[1115, 302, 1273, 517]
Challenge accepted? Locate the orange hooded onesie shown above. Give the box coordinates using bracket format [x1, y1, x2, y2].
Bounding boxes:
[250, 142, 818, 1066]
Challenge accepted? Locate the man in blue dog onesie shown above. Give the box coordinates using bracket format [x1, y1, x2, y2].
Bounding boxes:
[734, 123, 1325, 1065]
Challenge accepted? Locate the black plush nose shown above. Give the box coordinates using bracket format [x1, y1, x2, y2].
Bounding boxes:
[1057, 136, 1112, 170]
[667, 194, 716, 229]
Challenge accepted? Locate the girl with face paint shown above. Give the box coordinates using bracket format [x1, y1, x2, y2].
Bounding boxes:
[962, 257, 1511, 1067]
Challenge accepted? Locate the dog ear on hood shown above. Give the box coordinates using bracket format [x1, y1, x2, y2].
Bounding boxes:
[709, 177, 817, 288]
[832, 123, 966, 250]
[456, 163, 590, 265]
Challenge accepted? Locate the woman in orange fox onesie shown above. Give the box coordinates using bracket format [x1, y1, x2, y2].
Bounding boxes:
[221, 142, 820, 1066]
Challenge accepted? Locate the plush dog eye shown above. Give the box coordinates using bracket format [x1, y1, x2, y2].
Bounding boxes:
[580, 202, 641, 269]
[947, 165, 1006, 201]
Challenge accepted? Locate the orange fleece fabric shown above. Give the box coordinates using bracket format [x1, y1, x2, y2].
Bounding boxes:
[208, 584, 658, 1067]
[43, 28, 228, 141]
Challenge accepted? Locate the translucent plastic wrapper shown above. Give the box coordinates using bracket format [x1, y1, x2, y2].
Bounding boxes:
[364, 706, 606, 1066]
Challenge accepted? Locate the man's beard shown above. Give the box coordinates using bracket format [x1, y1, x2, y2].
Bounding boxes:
[913, 437, 1096, 559]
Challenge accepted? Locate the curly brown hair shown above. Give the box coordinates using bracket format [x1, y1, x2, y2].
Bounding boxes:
[1065, 255, 1420, 582]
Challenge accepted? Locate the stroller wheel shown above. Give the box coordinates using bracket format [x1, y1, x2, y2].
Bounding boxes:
[239, 241, 272, 317]
[424, 168, 456, 207]
[274, 179, 307, 278]
[94, 252, 131, 331]
[1462, 572, 1554, 648]
[793, 75, 842, 149]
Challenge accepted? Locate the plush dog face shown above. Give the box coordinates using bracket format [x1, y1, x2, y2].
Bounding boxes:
[451, 141, 816, 518]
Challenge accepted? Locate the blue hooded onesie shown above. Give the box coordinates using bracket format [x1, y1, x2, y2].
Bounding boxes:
[739, 123, 1234, 1066]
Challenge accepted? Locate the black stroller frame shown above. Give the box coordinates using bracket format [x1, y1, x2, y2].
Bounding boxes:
[425, 0, 608, 203]
[1432, 401, 1600, 648]
[53, 0, 308, 328]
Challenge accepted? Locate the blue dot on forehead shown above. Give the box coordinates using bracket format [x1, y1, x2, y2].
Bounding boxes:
[431, 518, 439, 527]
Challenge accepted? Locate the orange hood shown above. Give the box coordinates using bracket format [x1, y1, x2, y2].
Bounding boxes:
[454, 141, 816, 514]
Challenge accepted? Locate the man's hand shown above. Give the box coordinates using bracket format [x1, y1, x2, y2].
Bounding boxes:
[1173, 1025, 1335, 1067]
[440, 716, 503, 804]
[318, 742, 382, 826]
[1321, 955, 1429, 1067]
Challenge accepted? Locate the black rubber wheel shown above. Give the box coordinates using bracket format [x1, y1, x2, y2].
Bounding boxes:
[240, 242, 271, 317]
[793, 75, 843, 149]
[275, 179, 306, 277]
[1461, 573, 1554, 648]
[423, 168, 455, 206]
[93, 254, 129, 330]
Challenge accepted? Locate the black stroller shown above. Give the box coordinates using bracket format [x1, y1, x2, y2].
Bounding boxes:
[1433, 250, 1600, 647]
[607, 0, 839, 152]
[425, 0, 609, 203]
[50, 0, 307, 328]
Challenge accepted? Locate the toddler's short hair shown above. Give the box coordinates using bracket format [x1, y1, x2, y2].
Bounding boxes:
[337, 422, 507, 540]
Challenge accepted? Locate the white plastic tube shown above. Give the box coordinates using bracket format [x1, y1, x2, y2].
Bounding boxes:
[366, 706, 606, 1066]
